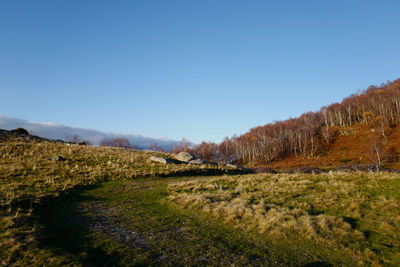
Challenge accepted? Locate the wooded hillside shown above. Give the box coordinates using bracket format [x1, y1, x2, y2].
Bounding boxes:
[187, 79, 400, 169]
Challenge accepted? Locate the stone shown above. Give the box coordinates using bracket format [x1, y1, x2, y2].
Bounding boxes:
[256, 167, 277, 174]
[175, 152, 194, 163]
[50, 155, 65, 161]
[150, 156, 171, 164]
[226, 163, 237, 169]
[188, 159, 203, 165]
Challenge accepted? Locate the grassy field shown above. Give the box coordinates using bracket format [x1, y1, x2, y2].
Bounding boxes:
[0, 133, 238, 265]
[168, 172, 400, 266]
[34, 178, 276, 266]
[1, 132, 400, 266]
[0, 134, 233, 204]
[1, 177, 347, 266]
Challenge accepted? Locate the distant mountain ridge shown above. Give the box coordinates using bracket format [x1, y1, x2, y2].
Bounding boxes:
[0, 114, 181, 151]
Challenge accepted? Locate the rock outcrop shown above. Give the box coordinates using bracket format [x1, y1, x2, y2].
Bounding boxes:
[175, 152, 194, 163]
[11, 128, 29, 135]
[255, 167, 278, 174]
[226, 163, 238, 169]
[188, 159, 203, 165]
[150, 156, 171, 164]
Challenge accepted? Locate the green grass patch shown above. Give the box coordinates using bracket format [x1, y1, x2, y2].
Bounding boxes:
[168, 173, 400, 266]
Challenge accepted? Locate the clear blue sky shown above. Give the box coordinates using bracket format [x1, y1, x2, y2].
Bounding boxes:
[1, 0, 400, 143]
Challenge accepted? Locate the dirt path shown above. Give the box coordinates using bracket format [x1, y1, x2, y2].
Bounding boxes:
[33, 178, 324, 266]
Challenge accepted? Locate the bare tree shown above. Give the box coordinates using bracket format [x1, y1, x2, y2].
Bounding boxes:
[149, 142, 164, 152]
[100, 138, 131, 148]
[188, 78, 400, 164]
[66, 135, 81, 143]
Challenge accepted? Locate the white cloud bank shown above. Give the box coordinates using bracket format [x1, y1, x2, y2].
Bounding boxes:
[0, 114, 181, 151]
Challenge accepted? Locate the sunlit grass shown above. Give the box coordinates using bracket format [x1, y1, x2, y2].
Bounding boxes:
[0, 134, 232, 265]
[168, 172, 400, 266]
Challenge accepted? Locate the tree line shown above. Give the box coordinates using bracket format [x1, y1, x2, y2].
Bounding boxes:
[186, 79, 400, 164]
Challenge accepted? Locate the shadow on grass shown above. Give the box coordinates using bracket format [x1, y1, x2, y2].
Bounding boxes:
[342, 216, 358, 229]
[30, 180, 343, 267]
[158, 167, 254, 178]
[32, 184, 133, 266]
[302, 261, 333, 267]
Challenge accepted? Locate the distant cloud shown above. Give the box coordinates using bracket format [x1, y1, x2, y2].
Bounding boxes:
[0, 114, 181, 151]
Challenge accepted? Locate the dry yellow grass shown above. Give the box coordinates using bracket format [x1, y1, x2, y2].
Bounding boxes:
[0, 134, 231, 205]
[0, 134, 234, 265]
[167, 172, 400, 266]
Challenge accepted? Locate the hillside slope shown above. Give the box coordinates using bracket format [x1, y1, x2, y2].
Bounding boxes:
[189, 78, 400, 171]
[0, 130, 243, 265]
[262, 123, 400, 170]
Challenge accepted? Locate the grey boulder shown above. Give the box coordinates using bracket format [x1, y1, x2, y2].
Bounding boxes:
[175, 152, 194, 163]
[150, 156, 171, 164]
[226, 163, 238, 169]
[188, 159, 203, 165]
